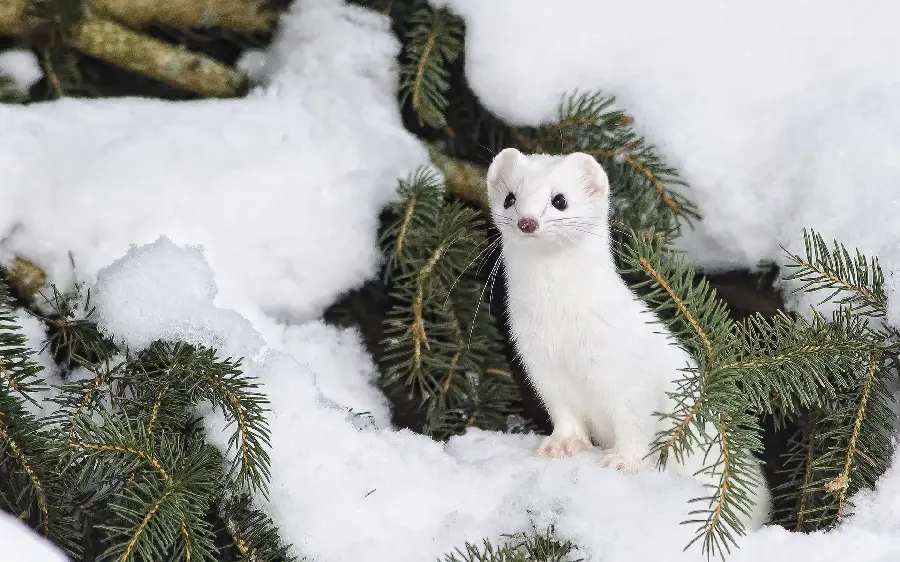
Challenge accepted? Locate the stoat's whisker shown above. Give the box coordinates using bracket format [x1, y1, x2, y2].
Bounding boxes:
[474, 240, 502, 278]
[468, 248, 504, 346]
[569, 227, 627, 248]
[556, 230, 578, 250]
[444, 235, 501, 304]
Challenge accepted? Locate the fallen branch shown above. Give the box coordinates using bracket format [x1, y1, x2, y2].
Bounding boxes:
[91, 0, 274, 33]
[0, 1, 27, 35]
[67, 16, 247, 97]
[0, 1, 249, 98]
[425, 142, 490, 210]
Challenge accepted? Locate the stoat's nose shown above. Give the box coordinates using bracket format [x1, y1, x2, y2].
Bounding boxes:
[517, 217, 539, 233]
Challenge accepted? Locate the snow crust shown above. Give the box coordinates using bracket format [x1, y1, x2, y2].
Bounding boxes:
[430, 0, 900, 317]
[92, 238, 900, 562]
[0, 510, 68, 562]
[0, 0, 429, 325]
[0, 49, 42, 93]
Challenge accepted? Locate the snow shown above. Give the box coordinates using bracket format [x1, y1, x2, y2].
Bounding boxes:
[0, 0, 429, 327]
[92, 237, 900, 562]
[429, 0, 900, 318]
[0, 510, 68, 562]
[12, 308, 55, 379]
[0, 49, 42, 93]
[92, 236, 264, 358]
[3, 0, 900, 560]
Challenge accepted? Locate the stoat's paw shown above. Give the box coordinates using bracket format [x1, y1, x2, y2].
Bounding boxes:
[536, 434, 592, 458]
[594, 449, 643, 475]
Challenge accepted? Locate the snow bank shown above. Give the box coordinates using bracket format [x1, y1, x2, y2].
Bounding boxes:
[430, 0, 900, 316]
[0, 49, 42, 93]
[0, 510, 68, 562]
[0, 0, 429, 326]
[91, 238, 900, 562]
[92, 236, 264, 358]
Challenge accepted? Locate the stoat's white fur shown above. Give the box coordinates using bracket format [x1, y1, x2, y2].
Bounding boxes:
[486, 148, 771, 530]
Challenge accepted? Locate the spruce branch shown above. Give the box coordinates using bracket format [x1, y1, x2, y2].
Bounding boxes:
[220, 491, 297, 562]
[400, 5, 463, 129]
[769, 233, 896, 532]
[0, 283, 47, 400]
[129, 342, 272, 497]
[381, 168, 519, 437]
[95, 444, 220, 562]
[830, 351, 880, 515]
[619, 231, 764, 558]
[1, 277, 288, 560]
[782, 229, 886, 317]
[512, 91, 699, 240]
[441, 528, 582, 562]
[730, 310, 873, 416]
[34, 283, 119, 372]
[0, 282, 81, 555]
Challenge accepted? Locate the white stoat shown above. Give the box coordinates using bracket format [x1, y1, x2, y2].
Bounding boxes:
[486, 148, 771, 530]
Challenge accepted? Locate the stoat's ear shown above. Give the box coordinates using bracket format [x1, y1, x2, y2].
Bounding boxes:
[563, 152, 609, 197]
[486, 147, 522, 191]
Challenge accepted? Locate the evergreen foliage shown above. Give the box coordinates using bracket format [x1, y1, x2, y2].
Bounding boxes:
[0, 280, 293, 561]
[509, 91, 700, 240]
[2, 1, 899, 561]
[384, 81, 897, 557]
[0, 282, 81, 554]
[775, 231, 897, 532]
[379, 168, 521, 438]
[399, 5, 463, 130]
[440, 528, 582, 562]
[1, 73, 26, 102]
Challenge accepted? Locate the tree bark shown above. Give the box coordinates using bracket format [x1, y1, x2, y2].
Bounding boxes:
[0, 1, 27, 35]
[67, 16, 246, 97]
[0, 0, 272, 35]
[425, 143, 490, 211]
[91, 0, 273, 33]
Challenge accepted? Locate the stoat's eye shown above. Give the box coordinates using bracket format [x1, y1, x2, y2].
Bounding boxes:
[551, 193, 568, 211]
[503, 193, 516, 209]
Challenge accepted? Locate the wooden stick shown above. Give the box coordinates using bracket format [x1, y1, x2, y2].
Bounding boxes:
[0, 1, 27, 35]
[91, 0, 274, 33]
[425, 142, 490, 210]
[67, 16, 246, 97]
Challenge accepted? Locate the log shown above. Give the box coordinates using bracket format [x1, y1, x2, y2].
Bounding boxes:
[67, 16, 247, 97]
[0, 1, 248, 97]
[91, 0, 274, 33]
[0, 0, 272, 35]
[5, 258, 46, 300]
[425, 142, 490, 210]
[0, 1, 27, 35]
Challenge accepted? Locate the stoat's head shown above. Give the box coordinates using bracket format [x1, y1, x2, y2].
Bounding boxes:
[486, 148, 610, 252]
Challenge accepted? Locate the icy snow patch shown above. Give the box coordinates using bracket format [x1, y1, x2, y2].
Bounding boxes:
[0, 0, 428, 326]
[92, 236, 263, 358]
[93, 234, 900, 562]
[431, 0, 900, 320]
[268, 319, 392, 429]
[0, 510, 68, 562]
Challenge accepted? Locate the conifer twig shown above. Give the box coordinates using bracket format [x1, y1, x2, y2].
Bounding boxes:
[400, 6, 463, 129]
[0, 414, 50, 525]
[830, 350, 879, 517]
[588, 148, 682, 214]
